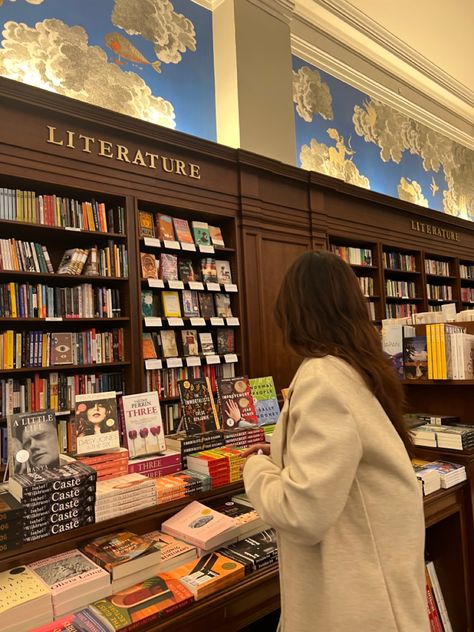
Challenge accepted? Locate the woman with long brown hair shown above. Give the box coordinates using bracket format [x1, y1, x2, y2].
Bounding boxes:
[243, 251, 429, 632]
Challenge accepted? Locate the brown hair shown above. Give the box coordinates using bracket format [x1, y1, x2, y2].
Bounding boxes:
[275, 250, 412, 455]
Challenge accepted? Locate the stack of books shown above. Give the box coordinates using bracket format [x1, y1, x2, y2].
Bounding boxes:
[0, 486, 23, 551]
[127, 450, 182, 478]
[75, 448, 129, 481]
[412, 424, 474, 450]
[154, 471, 204, 505]
[165, 431, 225, 469]
[219, 426, 265, 449]
[8, 462, 96, 543]
[412, 461, 441, 495]
[186, 446, 246, 488]
[412, 460, 466, 489]
[0, 566, 53, 631]
[212, 499, 270, 540]
[94, 473, 156, 522]
[218, 528, 278, 574]
[28, 549, 111, 618]
[143, 531, 198, 573]
[81, 531, 162, 593]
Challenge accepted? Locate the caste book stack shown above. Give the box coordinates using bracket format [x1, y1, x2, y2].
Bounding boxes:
[94, 473, 157, 523]
[0, 486, 23, 552]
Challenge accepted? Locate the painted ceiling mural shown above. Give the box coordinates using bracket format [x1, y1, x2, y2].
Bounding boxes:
[293, 56, 474, 221]
[0, 0, 216, 141]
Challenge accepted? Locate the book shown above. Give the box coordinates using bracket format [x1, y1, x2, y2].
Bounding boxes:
[216, 260, 232, 284]
[199, 332, 215, 355]
[218, 528, 278, 574]
[28, 609, 112, 632]
[81, 531, 161, 580]
[7, 409, 59, 475]
[216, 376, 259, 429]
[172, 218, 194, 244]
[214, 293, 232, 318]
[216, 328, 235, 355]
[212, 499, 268, 539]
[143, 531, 198, 572]
[51, 332, 74, 365]
[178, 378, 219, 435]
[141, 290, 155, 317]
[182, 290, 200, 318]
[159, 253, 178, 281]
[160, 330, 179, 358]
[57, 248, 88, 275]
[178, 259, 196, 283]
[0, 566, 53, 632]
[181, 330, 199, 356]
[403, 335, 428, 380]
[138, 211, 155, 238]
[140, 252, 158, 279]
[161, 291, 181, 318]
[156, 213, 175, 241]
[249, 376, 281, 425]
[198, 292, 215, 318]
[208, 225, 225, 248]
[121, 391, 166, 457]
[192, 221, 211, 246]
[74, 391, 120, 456]
[142, 333, 157, 360]
[426, 560, 453, 632]
[201, 258, 217, 282]
[382, 324, 415, 378]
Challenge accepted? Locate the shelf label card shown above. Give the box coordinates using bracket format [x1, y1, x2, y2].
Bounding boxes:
[226, 317, 240, 326]
[210, 317, 225, 326]
[205, 354, 220, 365]
[190, 317, 206, 326]
[168, 280, 184, 289]
[181, 242, 196, 252]
[144, 317, 162, 328]
[199, 244, 215, 254]
[64, 226, 81, 232]
[45, 317, 63, 321]
[224, 283, 238, 293]
[143, 237, 161, 248]
[224, 354, 238, 364]
[166, 357, 183, 368]
[148, 279, 165, 289]
[188, 281, 204, 291]
[186, 356, 202, 367]
[167, 318, 184, 327]
[164, 240, 181, 250]
[206, 282, 220, 292]
[145, 359, 162, 370]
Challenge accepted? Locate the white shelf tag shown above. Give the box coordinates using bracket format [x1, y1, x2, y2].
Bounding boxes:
[163, 240, 181, 250]
[188, 281, 204, 291]
[199, 244, 215, 254]
[145, 359, 162, 370]
[167, 318, 184, 327]
[186, 356, 202, 367]
[190, 317, 206, 326]
[224, 354, 238, 364]
[148, 279, 164, 288]
[205, 354, 220, 365]
[143, 237, 161, 248]
[181, 242, 196, 252]
[210, 317, 225, 326]
[168, 280, 184, 289]
[166, 357, 183, 368]
[226, 317, 240, 326]
[45, 317, 63, 321]
[206, 282, 220, 292]
[144, 317, 162, 327]
[224, 283, 238, 293]
[64, 226, 81, 232]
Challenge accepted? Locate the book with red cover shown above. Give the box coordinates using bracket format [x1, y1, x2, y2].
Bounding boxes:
[216, 376, 258, 429]
[156, 214, 175, 241]
[172, 218, 194, 244]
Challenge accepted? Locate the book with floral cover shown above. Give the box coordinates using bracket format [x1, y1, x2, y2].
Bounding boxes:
[121, 391, 166, 457]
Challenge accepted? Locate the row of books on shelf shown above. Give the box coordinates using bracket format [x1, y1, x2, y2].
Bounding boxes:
[385, 280, 416, 298]
[139, 211, 225, 251]
[411, 456, 466, 495]
[143, 329, 234, 362]
[143, 289, 234, 320]
[0, 282, 122, 319]
[330, 244, 372, 266]
[460, 287, 474, 303]
[459, 264, 474, 279]
[425, 259, 450, 276]
[384, 251, 417, 271]
[0, 188, 125, 234]
[141, 252, 233, 286]
[408, 412, 474, 451]
[145, 364, 235, 402]
[57, 245, 128, 278]
[426, 285, 453, 301]
[425, 560, 453, 632]
[383, 304, 474, 326]
[356, 276, 374, 296]
[0, 329, 125, 369]
[0, 239, 53, 274]
[385, 303, 418, 318]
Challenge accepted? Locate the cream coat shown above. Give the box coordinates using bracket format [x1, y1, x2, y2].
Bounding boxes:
[243, 356, 429, 632]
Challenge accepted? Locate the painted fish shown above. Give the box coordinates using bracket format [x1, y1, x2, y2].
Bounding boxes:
[104, 32, 161, 74]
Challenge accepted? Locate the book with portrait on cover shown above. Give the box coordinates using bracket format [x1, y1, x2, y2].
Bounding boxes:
[74, 391, 119, 456]
[7, 409, 59, 476]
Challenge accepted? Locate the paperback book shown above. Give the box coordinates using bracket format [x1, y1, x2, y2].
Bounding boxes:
[182, 290, 200, 318]
[142, 333, 157, 360]
[7, 409, 60, 475]
[160, 330, 179, 358]
[208, 225, 225, 248]
[172, 218, 194, 244]
[199, 332, 215, 355]
[178, 259, 196, 283]
[192, 221, 211, 247]
[216, 260, 232, 284]
[140, 253, 158, 280]
[249, 376, 281, 425]
[200, 258, 217, 282]
[159, 253, 178, 281]
[121, 391, 166, 457]
[178, 378, 219, 435]
[156, 213, 175, 241]
[198, 293, 215, 318]
[51, 332, 74, 365]
[214, 293, 232, 318]
[181, 330, 199, 357]
[138, 211, 155, 238]
[403, 335, 428, 380]
[216, 377, 259, 429]
[143, 531, 198, 572]
[216, 328, 235, 355]
[161, 291, 181, 318]
[74, 391, 120, 456]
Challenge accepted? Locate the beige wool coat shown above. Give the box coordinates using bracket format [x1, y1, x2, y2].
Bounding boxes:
[243, 356, 430, 632]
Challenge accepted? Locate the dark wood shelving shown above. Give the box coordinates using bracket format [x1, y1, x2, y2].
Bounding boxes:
[402, 379, 474, 385]
[0, 271, 128, 282]
[385, 296, 424, 301]
[139, 238, 235, 255]
[0, 317, 129, 324]
[0, 217, 126, 241]
[0, 361, 130, 375]
[384, 268, 420, 275]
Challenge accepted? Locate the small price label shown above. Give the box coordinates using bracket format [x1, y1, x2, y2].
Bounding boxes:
[186, 356, 202, 367]
[163, 240, 181, 250]
[166, 357, 183, 368]
[148, 279, 164, 288]
[188, 281, 204, 291]
[144, 317, 162, 327]
[210, 317, 225, 326]
[224, 283, 238, 293]
[167, 318, 184, 327]
[226, 317, 240, 326]
[45, 317, 63, 321]
[206, 283, 220, 292]
[143, 237, 161, 248]
[224, 354, 238, 363]
[145, 359, 162, 370]
[190, 317, 206, 326]
[199, 244, 215, 254]
[205, 355, 220, 365]
[181, 242, 196, 251]
[168, 280, 184, 289]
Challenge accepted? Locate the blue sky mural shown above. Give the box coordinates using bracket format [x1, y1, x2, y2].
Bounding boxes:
[0, 0, 216, 141]
[292, 55, 473, 221]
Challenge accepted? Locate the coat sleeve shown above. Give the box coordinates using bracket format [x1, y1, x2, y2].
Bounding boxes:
[243, 360, 363, 546]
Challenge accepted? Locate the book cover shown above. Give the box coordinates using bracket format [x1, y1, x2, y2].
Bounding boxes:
[121, 391, 166, 457]
[214, 293, 232, 318]
[141, 290, 156, 317]
[403, 335, 428, 380]
[81, 532, 160, 577]
[216, 377, 259, 429]
[142, 333, 157, 360]
[199, 332, 215, 355]
[0, 566, 52, 613]
[161, 291, 181, 318]
[198, 293, 215, 318]
[156, 214, 175, 241]
[200, 258, 217, 282]
[249, 376, 281, 425]
[74, 391, 120, 456]
[7, 409, 59, 475]
[0, 488, 22, 519]
[218, 528, 278, 573]
[140, 253, 158, 280]
[192, 221, 211, 247]
[182, 290, 200, 318]
[172, 218, 194, 244]
[143, 531, 197, 570]
[178, 378, 219, 435]
[159, 253, 178, 281]
[216, 328, 235, 355]
[138, 211, 155, 238]
[216, 260, 232, 284]
[56, 248, 78, 275]
[208, 226, 225, 248]
[51, 332, 73, 365]
[160, 330, 179, 358]
[178, 259, 196, 283]
[181, 330, 199, 356]
[30, 608, 112, 632]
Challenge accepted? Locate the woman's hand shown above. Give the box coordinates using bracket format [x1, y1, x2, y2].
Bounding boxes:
[241, 442, 271, 458]
[226, 400, 242, 423]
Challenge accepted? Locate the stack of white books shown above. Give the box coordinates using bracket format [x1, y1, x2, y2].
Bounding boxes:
[419, 461, 466, 488]
[0, 566, 53, 632]
[412, 461, 441, 495]
[94, 473, 156, 522]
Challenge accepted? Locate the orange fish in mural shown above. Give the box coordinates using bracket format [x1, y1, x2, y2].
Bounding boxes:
[104, 32, 161, 74]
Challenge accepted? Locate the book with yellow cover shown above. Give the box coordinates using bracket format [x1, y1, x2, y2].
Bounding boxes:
[161, 291, 181, 318]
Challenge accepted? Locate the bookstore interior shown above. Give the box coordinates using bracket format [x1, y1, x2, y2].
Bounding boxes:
[0, 19, 473, 632]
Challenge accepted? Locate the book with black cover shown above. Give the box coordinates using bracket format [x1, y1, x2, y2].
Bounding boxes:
[178, 378, 219, 435]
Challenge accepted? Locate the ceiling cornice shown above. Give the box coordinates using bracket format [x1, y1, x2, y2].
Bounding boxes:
[193, 0, 295, 22]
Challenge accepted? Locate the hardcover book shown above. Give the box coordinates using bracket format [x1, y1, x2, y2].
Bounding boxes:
[142, 333, 157, 360]
[7, 409, 59, 475]
[249, 376, 281, 425]
[216, 328, 235, 355]
[0, 566, 53, 625]
[143, 531, 197, 572]
[216, 377, 259, 429]
[140, 252, 158, 280]
[198, 293, 215, 318]
[403, 335, 428, 380]
[172, 218, 194, 244]
[181, 330, 199, 356]
[138, 211, 155, 238]
[141, 290, 156, 317]
[74, 391, 120, 456]
[156, 213, 175, 241]
[121, 391, 166, 457]
[182, 290, 200, 318]
[29, 609, 112, 632]
[216, 260, 232, 284]
[208, 225, 225, 248]
[160, 330, 179, 358]
[161, 291, 181, 318]
[178, 259, 196, 283]
[218, 528, 278, 574]
[200, 258, 218, 282]
[214, 293, 232, 318]
[51, 332, 74, 365]
[199, 332, 215, 355]
[192, 221, 211, 247]
[178, 378, 219, 435]
[159, 253, 178, 281]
